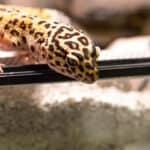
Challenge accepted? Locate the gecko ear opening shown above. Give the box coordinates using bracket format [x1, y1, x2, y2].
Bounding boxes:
[66, 54, 79, 67]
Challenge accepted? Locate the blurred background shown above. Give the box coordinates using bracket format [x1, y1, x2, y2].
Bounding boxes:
[1, 0, 150, 47]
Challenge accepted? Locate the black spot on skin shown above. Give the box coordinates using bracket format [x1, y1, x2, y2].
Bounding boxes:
[42, 54, 46, 58]
[78, 36, 89, 46]
[37, 38, 45, 44]
[83, 48, 89, 59]
[61, 26, 74, 32]
[10, 29, 19, 36]
[65, 41, 79, 49]
[48, 44, 54, 52]
[4, 24, 10, 30]
[0, 17, 3, 21]
[21, 15, 27, 18]
[79, 65, 84, 72]
[48, 55, 53, 60]
[44, 40, 48, 46]
[12, 19, 18, 25]
[64, 64, 69, 68]
[47, 31, 51, 36]
[54, 21, 59, 24]
[45, 23, 51, 28]
[71, 52, 83, 61]
[12, 42, 17, 47]
[58, 32, 80, 39]
[28, 23, 33, 29]
[0, 33, 4, 38]
[86, 72, 95, 81]
[38, 20, 46, 24]
[7, 10, 12, 13]
[54, 52, 65, 58]
[85, 63, 94, 69]
[77, 74, 82, 78]
[52, 26, 56, 29]
[34, 32, 44, 38]
[60, 68, 65, 72]
[67, 57, 78, 66]
[19, 21, 26, 30]
[27, 16, 34, 19]
[21, 36, 27, 44]
[55, 61, 61, 66]
[17, 41, 21, 46]
[42, 47, 45, 51]
[30, 45, 35, 52]
[8, 20, 12, 24]
[71, 67, 75, 72]
[16, 9, 20, 13]
[50, 63, 55, 67]
[66, 68, 73, 74]
[29, 29, 35, 35]
[54, 40, 68, 55]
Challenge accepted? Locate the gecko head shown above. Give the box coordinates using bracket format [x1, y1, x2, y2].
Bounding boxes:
[48, 24, 100, 83]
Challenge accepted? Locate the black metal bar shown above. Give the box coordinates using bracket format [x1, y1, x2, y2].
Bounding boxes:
[0, 64, 73, 85]
[0, 58, 150, 85]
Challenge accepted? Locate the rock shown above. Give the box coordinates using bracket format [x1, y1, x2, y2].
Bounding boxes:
[0, 81, 150, 149]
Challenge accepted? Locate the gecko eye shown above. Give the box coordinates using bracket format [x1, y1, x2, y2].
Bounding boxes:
[66, 54, 79, 66]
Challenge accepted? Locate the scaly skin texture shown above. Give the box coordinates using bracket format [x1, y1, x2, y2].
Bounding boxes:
[0, 5, 100, 83]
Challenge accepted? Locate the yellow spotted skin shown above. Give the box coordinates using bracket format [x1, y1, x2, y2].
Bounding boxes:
[0, 5, 100, 83]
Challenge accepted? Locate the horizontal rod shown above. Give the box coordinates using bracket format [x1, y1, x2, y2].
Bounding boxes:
[0, 57, 150, 85]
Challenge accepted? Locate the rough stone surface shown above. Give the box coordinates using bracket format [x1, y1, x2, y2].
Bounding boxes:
[0, 80, 150, 150]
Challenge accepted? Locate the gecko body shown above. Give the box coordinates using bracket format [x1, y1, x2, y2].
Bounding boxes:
[0, 5, 100, 83]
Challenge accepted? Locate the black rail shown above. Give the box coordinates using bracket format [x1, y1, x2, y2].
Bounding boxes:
[0, 58, 150, 85]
